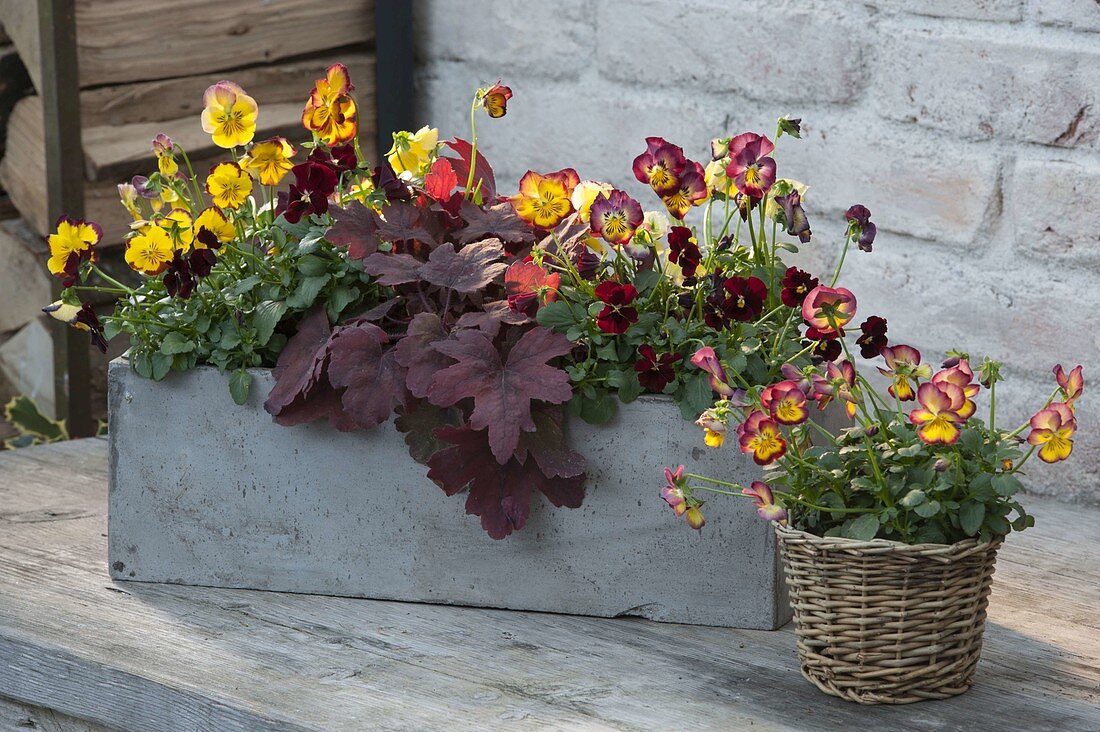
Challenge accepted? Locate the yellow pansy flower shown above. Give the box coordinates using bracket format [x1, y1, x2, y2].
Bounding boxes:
[191, 207, 235, 249]
[117, 183, 142, 221]
[201, 81, 258, 149]
[125, 226, 175, 275]
[240, 137, 296, 186]
[205, 162, 252, 210]
[47, 217, 101, 278]
[159, 208, 193, 251]
[704, 158, 736, 197]
[302, 63, 358, 147]
[153, 134, 178, 177]
[387, 125, 439, 177]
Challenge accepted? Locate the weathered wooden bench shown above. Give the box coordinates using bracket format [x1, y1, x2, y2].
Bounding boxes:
[1, 440, 1097, 731]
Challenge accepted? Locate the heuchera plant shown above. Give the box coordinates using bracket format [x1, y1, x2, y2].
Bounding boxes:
[663, 287, 1085, 543]
[41, 66, 869, 539]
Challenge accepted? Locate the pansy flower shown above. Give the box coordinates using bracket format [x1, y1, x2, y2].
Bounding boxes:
[632, 137, 687, 194]
[482, 81, 512, 118]
[780, 267, 818, 308]
[814, 360, 859, 419]
[877, 345, 932, 401]
[42, 301, 108, 353]
[725, 132, 776, 198]
[667, 226, 702, 277]
[589, 189, 644, 245]
[764, 179, 808, 221]
[661, 161, 709, 219]
[594, 281, 639, 334]
[241, 137, 297, 186]
[570, 180, 613, 222]
[635, 345, 682, 392]
[125, 225, 175, 275]
[801, 285, 856, 335]
[931, 360, 980, 420]
[1028, 403, 1077, 463]
[281, 161, 339, 224]
[807, 330, 842, 363]
[510, 168, 580, 229]
[742, 481, 787, 523]
[703, 158, 736, 198]
[695, 408, 729, 448]
[737, 410, 787, 465]
[856, 316, 888, 358]
[908, 381, 967, 445]
[191, 207, 235, 250]
[152, 134, 177, 177]
[661, 465, 705, 529]
[118, 183, 142, 221]
[721, 276, 768, 322]
[845, 204, 877, 252]
[1053, 364, 1084, 405]
[205, 162, 253, 210]
[773, 188, 811, 243]
[302, 63, 358, 147]
[47, 216, 101, 287]
[201, 81, 258, 149]
[504, 260, 560, 317]
[690, 346, 736, 397]
[159, 208, 194, 251]
[387, 125, 438, 178]
[163, 252, 197, 299]
[761, 380, 809, 426]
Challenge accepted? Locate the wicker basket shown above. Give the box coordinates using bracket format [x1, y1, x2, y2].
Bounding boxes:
[775, 523, 1001, 704]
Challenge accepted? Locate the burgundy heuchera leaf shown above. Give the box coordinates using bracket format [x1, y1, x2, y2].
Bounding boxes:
[444, 138, 497, 200]
[393, 313, 453, 399]
[376, 202, 437, 245]
[426, 425, 585, 539]
[327, 203, 381, 260]
[428, 326, 574, 463]
[457, 201, 533, 245]
[362, 252, 423, 286]
[418, 239, 508, 293]
[326, 322, 407, 428]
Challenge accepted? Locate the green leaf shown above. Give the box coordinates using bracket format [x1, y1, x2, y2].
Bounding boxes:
[992, 473, 1023, 497]
[285, 274, 331, 310]
[678, 372, 713, 420]
[536, 301, 576, 330]
[959, 428, 983, 455]
[297, 228, 326, 254]
[131, 351, 153, 378]
[633, 268, 660, 293]
[326, 286, 358, 318]
[576, 392, 617, 425]
[914, 499, 941, 518]
[847, 513, 880, 541]
[102, 319, 123, 341]
[3, 396, 66, 440]
[959, 501, 985, 536]
[231, 275, 262, 295]
[896, 443, 924, 458]
[228, 369, 251, 406]
[297, 254, 329, 277]
[159, 332, 195, 355]
[900, 488, 927, 508]
[150, 352, 172, 380]
[616, 371, 644, 403]
[253, 300, 288, 347]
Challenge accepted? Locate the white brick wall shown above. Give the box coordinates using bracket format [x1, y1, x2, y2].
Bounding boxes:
[413, 0, 1099, 504]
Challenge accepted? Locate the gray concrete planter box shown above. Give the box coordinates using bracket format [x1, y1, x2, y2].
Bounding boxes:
[107, 358, 791, 629]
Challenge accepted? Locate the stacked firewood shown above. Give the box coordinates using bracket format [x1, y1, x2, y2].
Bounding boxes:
[0, 0, 376, 417]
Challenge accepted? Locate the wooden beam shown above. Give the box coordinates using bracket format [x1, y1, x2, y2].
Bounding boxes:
[37, 0, 92, 436]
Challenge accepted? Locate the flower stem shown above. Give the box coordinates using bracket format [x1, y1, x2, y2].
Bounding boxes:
[90, 265, 134, 294]
[464, 95, 480, 200]
[829, 235, 852, 287]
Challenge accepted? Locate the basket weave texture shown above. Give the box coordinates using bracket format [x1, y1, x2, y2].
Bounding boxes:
[776, 523, 1001, 704]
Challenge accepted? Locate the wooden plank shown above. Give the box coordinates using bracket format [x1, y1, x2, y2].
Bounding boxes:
[0, 44, 32, 160]
[78, 51, 374, 128]
[0, 218, 51, 334]
[0, 440, 1098, 731]
[0, 695, 112, 732]
[0, 0, 375, 91]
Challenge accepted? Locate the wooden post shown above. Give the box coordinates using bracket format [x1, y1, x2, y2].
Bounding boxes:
[374, 1, 414, 162]
[38, 0, 93, 436]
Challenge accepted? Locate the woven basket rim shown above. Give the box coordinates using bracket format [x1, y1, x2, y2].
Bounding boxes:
[774, 521, 1002, 554]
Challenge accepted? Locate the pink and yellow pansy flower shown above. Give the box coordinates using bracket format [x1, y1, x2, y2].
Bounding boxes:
[695, 408, 728, 448]
[1053, 364, 1084, 406]
[510, 168, 580, 229]
[201, 81, 258, 149]
[632, 137, 687, 195]
[588, 189, 644, 245]
[482, 81, 512, 118]
[908, 381, 967, 445]
[152, 133, 177, 177]
[724, 132, 777, 199]
[690, 346, 736, 397]
[931, 359, 980, 419]
[660, 161, 709, 219]
[801, 285, 857, 335]
[761, 380, 810, 426]
[878, 345, 933, 402]
[1027, 402, 1077, 463]
[661, 465, 705, 529]
[737, 410, 787, 465]
[742, 481, 787, 523]
[302, 63, 358, 147]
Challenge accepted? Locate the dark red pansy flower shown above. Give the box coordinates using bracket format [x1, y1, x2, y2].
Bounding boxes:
[667, 225, 702, 277]
[309, 143, 358, 175]
[574, 249, 601, 280]
[594, 280, 639, 334]
[76, 304, 108, 353]
[807, 329, 842, 363]
[845, 204, 877, 252]
[780, 267, 819, 308]
[371, 161, 412, 201]
[856, 315, 889, 358]
[774, 189, 811, 243]
[634, 345, 682, 392]
[189, 248, 218, 278]
[163, 252, 195, 299]
[722, 276, 768, 322]
[283, 161, 339, 224]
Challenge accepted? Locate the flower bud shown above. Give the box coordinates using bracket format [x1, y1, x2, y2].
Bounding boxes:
[934, 457, 951, 472]
[864, 424, 879, 438]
